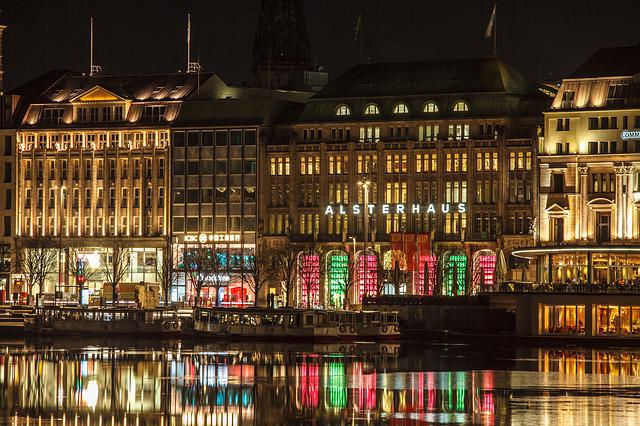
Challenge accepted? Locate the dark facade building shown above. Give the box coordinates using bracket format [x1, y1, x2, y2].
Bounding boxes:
[170, 85, 308, 304]
[262, 57, 552, 308]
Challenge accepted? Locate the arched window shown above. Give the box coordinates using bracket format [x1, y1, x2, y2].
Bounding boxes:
[472, 250, 497, 294]
[393, 103, 409, 114]
[423, 101, 439, 113]
[335, 104, 351, 117]
[363, 103, 380, 115]
[453, 100, 469, 112]
[326, 250, 349, 309]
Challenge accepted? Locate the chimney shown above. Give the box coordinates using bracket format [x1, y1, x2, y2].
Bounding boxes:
[0, 24, 5, 95]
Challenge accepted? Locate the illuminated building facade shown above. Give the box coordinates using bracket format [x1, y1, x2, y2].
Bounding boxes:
[515, 45, 640, 286]
[262, 58, 550, 306]
[11, 71, 222, 298]
[170, 90, 307, 305]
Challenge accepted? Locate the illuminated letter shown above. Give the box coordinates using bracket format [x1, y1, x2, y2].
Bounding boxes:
[339, 205, 346, 214]
[396, 204, 405, 214]
[325, 206, 334, 215]
[382, 204, 390, 214]
[353, 204, 361, 214]
[427, 204, 436, 214]
[458, 203, 466, 213]
[412, 204, 420, 213]
[368, 204, 375, 214]
[441, 203, 450, 213]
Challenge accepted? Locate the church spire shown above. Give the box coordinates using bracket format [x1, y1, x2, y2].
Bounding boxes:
[253, 0, 311, 90]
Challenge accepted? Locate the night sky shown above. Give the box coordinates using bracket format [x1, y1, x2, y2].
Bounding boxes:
[2, 0, 640, 91]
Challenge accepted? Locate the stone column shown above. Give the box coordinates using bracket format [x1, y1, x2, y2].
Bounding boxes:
[578, 166, 588, 240]
[625, 166, 634, 239]
[614, 165, 626, 240]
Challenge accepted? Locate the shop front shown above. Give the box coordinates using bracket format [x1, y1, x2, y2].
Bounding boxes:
[512, 246, 640, 288]
[172, 234, 255, 307]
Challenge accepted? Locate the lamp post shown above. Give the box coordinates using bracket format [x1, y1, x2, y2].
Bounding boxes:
[358, 180, 372, 254]
[57, 186, 66, 305]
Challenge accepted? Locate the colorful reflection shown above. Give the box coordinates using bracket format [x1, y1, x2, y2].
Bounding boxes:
[0, 344, 512, 425]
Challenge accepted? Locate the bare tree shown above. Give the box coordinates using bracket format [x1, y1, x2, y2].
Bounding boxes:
[101, 240, 131, 305]
[373, 251, 390, 297]
[271, 242, 298, 308]
[241, 247, 271, 308]
[328, 250, 358, 310]
[298, 243, 322, 309]
[183, 243, 227, 307]
[68, 247, 98, 292]
[17, 238, 58, 299]
[156, 237, 177, 305]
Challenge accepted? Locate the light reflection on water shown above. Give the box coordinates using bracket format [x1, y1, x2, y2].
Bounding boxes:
[1, 340, 640, 425]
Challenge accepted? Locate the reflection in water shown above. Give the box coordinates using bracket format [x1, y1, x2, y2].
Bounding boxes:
[1, 341, 640, 424]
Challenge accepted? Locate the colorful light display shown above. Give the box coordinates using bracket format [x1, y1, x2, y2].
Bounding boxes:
[416, 254, 437, 295]
[327, 252, 348, 308]
[472, 250, 496, 293]
[357, 253, 378, 302]
[299, 252, 320, 308]
[444, 253, 467, 296]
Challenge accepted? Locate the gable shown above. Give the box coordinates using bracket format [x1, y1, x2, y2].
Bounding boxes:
[71, 86, 125, 102]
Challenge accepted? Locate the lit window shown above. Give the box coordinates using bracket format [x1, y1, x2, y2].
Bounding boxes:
[453, 100, 469, 112]
[423, 101, 439, 113]
[393, 103, 409, 114]
[335, 105, 351, 117]
[363, 104, 380, 115]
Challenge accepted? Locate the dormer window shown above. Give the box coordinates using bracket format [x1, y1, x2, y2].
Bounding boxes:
[363, 103, 380, 115]
[453, 100, 469, 112]
[393, 103, 409, 114]
[423, 101, 439, 113]
[142, 105, 166, 122]
[42, 108, 65, 125]
[335, 104, 351, 117]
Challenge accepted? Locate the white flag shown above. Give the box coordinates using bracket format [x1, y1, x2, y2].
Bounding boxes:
[354, 13, 362, 45]
[485, 3, 496, 39]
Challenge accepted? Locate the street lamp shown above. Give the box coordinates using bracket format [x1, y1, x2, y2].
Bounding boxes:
[357, 180, 372, 253]
[56, 185, 66, 305]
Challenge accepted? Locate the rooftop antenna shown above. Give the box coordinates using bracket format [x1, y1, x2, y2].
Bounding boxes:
[89, 17, 102, 76]
[186, 13, 201, 74]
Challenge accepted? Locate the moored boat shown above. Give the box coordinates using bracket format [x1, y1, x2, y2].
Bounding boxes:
[26, 306, 182, 336]
[193, 307, 400, 341]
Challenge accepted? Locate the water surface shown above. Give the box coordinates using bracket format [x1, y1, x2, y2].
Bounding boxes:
[1, 338, 640, 425]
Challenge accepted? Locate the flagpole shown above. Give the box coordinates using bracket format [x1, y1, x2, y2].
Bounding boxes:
[360, 16, 364, 63]
[493, 1, 497, 57]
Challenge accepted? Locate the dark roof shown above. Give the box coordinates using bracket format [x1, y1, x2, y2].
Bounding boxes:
[570, 45, 640, 78]
[296, 57, 550, 123]
[11, 71, 219, 104]
[173, 97, 306, 128]
[313, 57, 534, 99]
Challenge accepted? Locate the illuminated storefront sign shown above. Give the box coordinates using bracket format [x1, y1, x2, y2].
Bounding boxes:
[183, 233, 242, 243]
[324, 203, 466, 215]
[621, 131, 640, 140]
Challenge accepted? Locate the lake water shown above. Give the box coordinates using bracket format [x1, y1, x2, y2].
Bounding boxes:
[1, 338, 640, 425]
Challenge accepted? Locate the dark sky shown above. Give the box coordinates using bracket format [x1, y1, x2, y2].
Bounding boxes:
[2, 0, 640, 91]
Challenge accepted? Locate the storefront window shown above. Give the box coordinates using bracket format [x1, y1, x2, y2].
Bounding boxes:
[327, 252, 348, 308]
[597, 305, 640, 336]
[541, 304, 585, 335]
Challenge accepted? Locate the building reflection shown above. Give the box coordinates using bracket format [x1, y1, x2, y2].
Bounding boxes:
[0, 344, 510, 425]
[535, 348, 640, 377]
